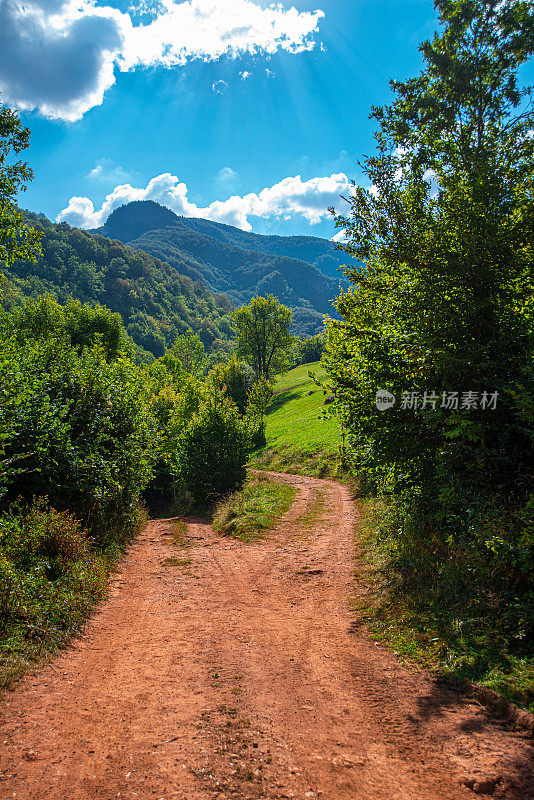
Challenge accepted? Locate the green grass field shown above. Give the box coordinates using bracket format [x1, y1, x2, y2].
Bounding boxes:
[265, 362, 339, 451]
[249, 362, 342, 477]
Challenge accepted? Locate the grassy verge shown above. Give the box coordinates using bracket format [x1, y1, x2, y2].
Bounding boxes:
[0, 502, 145, 691]
[249, 362, 343, 477]
[213, 474, 296, 542]
[355, 501, 534, 713]
[250, 445, 342, 478]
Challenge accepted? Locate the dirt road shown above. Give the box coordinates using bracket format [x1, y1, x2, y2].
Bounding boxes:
[1, 472, 532, 800]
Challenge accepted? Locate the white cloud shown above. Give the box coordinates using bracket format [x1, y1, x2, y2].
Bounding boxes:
[215, 166, 239, 191]
[0, 0, 324, 121]
[0, 0, 123, 122]
[211, 79, 228, 94]
[86, 159, 131, 183]
[239, 70, 251, 80]
[217, 166, 237, 181]
[331, 229, 348, 243]
[57, 170, 351, 231]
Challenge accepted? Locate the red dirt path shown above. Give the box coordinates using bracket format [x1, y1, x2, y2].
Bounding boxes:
[1, 471, 532, 800]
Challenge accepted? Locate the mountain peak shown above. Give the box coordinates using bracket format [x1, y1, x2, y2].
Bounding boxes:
[101, 200, 180, 242]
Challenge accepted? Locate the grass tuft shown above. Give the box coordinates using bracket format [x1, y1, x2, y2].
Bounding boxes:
[171, 519, 189, 547]
[161, 556, 192, 567]
[213, 474, 296, 542]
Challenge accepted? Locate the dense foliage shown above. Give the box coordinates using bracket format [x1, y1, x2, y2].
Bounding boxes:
[0, 287, 253, 680]
[0, 99, 41, 270]
[293, 333, 324, 365]
[177, 385, 250, 503]
[3, 210, 235, 358]
[0, 503, 109, 640]
[325, 0, 534, 694]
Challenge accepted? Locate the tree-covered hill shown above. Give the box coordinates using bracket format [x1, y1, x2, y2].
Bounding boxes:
[95, 199, 352, 280]
[2, 210, 235, 358]
[94, 200, 349, 334]
[163, 215, 350, 281]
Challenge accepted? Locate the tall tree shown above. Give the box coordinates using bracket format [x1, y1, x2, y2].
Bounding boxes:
[0, 98, 41, 269]
[326, 0, 534, 509]
[234, 294, 293, 379]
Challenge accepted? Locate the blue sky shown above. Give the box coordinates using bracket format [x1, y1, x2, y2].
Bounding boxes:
[1, 0, 522, 239]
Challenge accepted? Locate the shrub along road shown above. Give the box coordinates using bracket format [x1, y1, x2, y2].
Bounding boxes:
[0, 472, 532, 800]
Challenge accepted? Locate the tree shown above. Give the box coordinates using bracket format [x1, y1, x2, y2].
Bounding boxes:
[234, 294, 293, 378]
[210, 355, 255, 415]
[325, 0, 534, 616]
[0, 98, 41, 268]
[295, 332, 325, 365]
[170, 329, 206, 375]
[246, 377, 274, 447]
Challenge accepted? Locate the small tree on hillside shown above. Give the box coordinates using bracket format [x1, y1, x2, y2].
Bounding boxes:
[170, 329, 206, 375]
[234, 294, 293, 379]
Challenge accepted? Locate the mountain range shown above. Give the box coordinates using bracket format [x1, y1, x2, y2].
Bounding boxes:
[93, 200, 351, 335]
[5, 209, 235, 359]
[4, 201, 353, 358]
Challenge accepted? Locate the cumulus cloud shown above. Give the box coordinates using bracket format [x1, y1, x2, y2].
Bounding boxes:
[0, 0, 123, 121]
[331, 229, 348, 243]
[56, 170, 351, 231]
[0, 0, 324, 121]
[239, 70, 251, 80]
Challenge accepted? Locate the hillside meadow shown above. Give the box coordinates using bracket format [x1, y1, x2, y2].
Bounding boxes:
[249, 362, 342, 477]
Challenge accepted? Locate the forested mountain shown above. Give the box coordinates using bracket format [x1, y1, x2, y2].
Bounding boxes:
[94, 201, 349, 334]
[3, 210, 235, 358]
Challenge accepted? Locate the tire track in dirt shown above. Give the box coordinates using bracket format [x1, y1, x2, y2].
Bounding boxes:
[0, 471, 532, 800]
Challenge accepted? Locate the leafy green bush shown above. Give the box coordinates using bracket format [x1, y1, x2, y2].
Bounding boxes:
[177, 388, 250, 502]
[5, 295, 130, 361]
[294, 333, 324, 366]
[213, 355, 255, 415]
[0, 502, 112, 688]
[143, 368, 203, 513]
[0, 502, 107, 628]
[0, 296, 157, 544]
